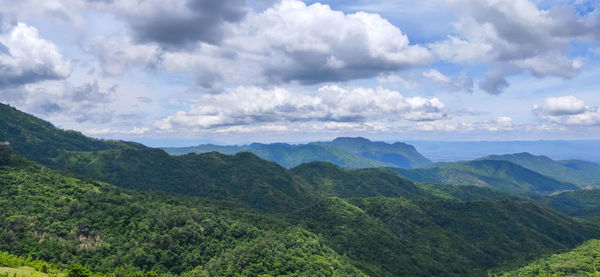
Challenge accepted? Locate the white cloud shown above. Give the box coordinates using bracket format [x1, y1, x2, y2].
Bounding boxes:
[480, 116, 515, 131]
[154, 85, 447, 132]
[84, 126, 150, 136]
[0, 22, 71, 88]
[534, 95, 600, 126]
[430, 0, 591, 94]
[535, 95, 586, 115]
[89, 36, 160, 76]
[422, 69, 473, 92]
[98, 0, 433, 88]
[377, 74, 419, 89]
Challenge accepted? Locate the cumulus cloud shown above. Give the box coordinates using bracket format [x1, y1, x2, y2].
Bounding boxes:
[0, 80, 116, 124]
[90, 0, 248, 48]
[534, 95, 600, 126]
[0, 22, 71, 88]
[84, 126, 150, 136]
[480, 116, 515, 131]
[430, 0, 593, 94]
[96, 0, 433, 88]
[154, 85, 447, 131]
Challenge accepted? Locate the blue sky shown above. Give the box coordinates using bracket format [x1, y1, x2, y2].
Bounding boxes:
[0, 0, 599, 146]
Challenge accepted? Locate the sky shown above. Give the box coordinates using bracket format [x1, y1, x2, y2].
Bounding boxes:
[0, 0, 599, 146]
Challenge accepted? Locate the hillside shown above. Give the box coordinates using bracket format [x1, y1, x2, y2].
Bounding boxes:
[162, 137, 431, 169]
[500, 239, 600, 276]
[540, 189, 600, 221]
[291, 196, 600, 276]
[482, 153, 600, 188]
[0, 104, 143, 165]
[0, 148, 366, 276]
[390, 160, 578, 195]
[313, 137, 432, 168]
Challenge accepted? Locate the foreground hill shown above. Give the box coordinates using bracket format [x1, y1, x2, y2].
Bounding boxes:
[500, 239, 600, 276]
[390, 160, 578, 195]
[162, 137, 432, 169]
[0, 146, 366, 276]
[481, 153, 600, 188]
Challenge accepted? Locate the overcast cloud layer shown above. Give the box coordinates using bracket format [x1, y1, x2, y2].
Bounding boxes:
[0, 0, 599, 143]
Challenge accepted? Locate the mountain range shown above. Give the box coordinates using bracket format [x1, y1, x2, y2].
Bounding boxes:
[162, 136, 432, 169]
[2, 102, 600, 276]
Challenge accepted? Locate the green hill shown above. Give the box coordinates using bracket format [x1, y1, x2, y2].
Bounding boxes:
[291, 196, 600, 276]
[482, 153, 600, 188]
[162, 137, 432, 169]
[0, 147, 366, 276]
[290, 161, 432, 200]
[539, 189, 600, 221]
[390, 160, 578, 195]
[313, 137, 432, 168]
[499, 239, 600, 276]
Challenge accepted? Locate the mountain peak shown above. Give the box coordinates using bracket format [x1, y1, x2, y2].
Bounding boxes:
[332, 137, 372, 143]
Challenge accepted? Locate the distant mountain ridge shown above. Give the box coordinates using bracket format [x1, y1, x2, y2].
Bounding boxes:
[162, 137, 432, 169]
[480, 152, 600, 188]
[390, 159, 579, 195]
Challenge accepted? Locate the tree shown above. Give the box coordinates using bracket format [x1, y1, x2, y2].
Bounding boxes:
[68, 264, 92, 277]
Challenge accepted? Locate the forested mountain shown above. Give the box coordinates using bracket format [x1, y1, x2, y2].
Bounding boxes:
[2, 103, 600, 276]
[481, 153, 600, 188]
[0, 146, 366, 276]
[313, 137, 432, 168]
[540, 189, 600, 221]
[389, 160, 578, 195]
[500, 239, 600, 276]
[162, 137, 432, 169]
[407, 140, 600, 163]
[163, 142, 396, 169]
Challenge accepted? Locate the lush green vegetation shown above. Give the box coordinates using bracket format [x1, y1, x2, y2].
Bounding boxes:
[540, 189, 600, 221]
[500, 239, 600, 276]
[482, 153, 600, 188]
[0, 251, 64, 276]
[0, 149, 365, 276]
[391, 160, 578, 195]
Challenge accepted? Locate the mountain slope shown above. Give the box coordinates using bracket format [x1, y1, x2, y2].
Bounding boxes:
[390, 160, 578, 195]
[482, 152, 600, 188]
[0, 104, 319, 212]
[540, 189, 600, 221]
[290, 161, 432, 200]
[313, 137, 432, 168]
[0, 103, 141, 164]
[0, 148, 366, 276]
[500, 239, 600, 276]
[291, 196, 600, 276]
